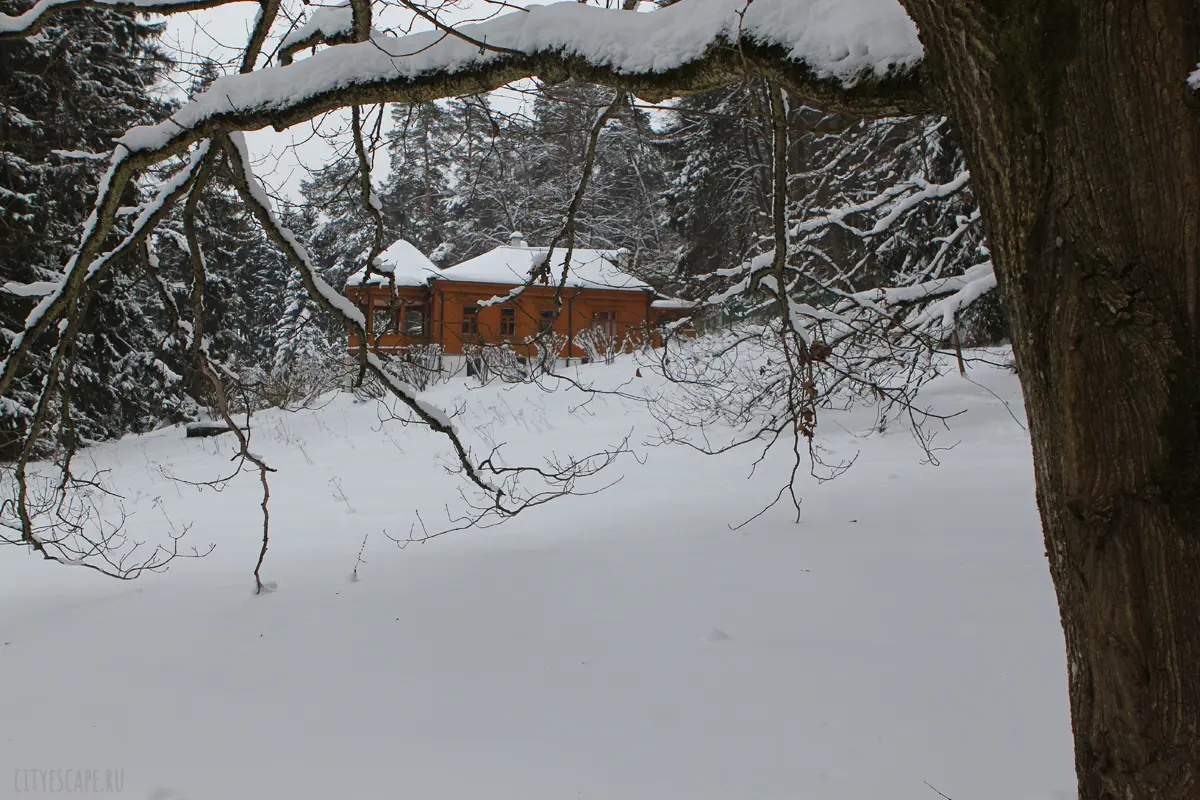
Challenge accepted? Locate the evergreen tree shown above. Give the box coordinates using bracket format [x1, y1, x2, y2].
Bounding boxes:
[425, 84, 675, 277]
[379, 101, 456, 255]
[0, 0, 174, 452]
[151, 62, 291, 384]
[438, 96, 531, 263]
[661, 84, 774, 279]
[273, 166, 363, 373]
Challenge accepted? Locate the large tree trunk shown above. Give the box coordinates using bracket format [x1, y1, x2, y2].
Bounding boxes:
[901, 1, 1200, 796]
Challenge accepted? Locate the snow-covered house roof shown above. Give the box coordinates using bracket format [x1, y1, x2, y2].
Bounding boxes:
[345, 239, 439, 287]
[434, 245, 651, 292]
[651, 297, 699, 310]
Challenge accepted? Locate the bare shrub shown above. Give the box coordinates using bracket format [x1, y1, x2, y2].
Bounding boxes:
[249, 352, 352, 410]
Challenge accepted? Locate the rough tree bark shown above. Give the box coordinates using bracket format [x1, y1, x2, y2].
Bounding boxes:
[902, 1, 1200, 797]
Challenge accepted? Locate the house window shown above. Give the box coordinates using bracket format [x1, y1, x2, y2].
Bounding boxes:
[500, 307, 517, 337]
[538, 309, 555, 335]
[373, 303, 398, 336]
[462, 305, 479, 336]
[594, 310, 616, 337]
[403, 305, 425, 337]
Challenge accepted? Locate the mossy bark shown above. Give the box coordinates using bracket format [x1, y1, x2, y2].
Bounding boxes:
[903, 1, 1200, 796]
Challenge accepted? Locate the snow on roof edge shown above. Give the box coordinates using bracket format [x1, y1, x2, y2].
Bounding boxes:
[345, 238, 440, 287]
[431, 245, 652, 292]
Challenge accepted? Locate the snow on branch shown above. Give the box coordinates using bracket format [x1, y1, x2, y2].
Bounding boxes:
[279, 4, 355, 65]
[791, 171, 972, 239]
[0, 141, 214, 404]
[874, 261, 997, 330]
[116, 0, 928, 160]
[0, 0, 255, 39]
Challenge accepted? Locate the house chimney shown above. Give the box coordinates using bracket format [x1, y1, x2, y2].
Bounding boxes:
[615, 247, 632, 270]
[507, 231, 527, 248]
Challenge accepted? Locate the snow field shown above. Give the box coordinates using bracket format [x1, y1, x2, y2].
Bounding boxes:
[0, 353, 1074, 800]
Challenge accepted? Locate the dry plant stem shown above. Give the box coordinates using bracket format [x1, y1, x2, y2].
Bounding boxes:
[13, 324, 68, 554]
[543, 91, 624, 299]
[348, 0, 382, 292]
[397, 0, 524, 56]
[350, 102, 394, 386]
[181, 155, 278, 592]
[767, 81, 793, 336]
[350, 105, 388, 282]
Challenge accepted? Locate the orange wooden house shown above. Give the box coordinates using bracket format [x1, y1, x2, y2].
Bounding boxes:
[346, 234, 694, 373]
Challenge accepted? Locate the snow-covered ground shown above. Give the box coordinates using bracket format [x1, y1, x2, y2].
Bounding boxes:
[0, 352, 1074, 800]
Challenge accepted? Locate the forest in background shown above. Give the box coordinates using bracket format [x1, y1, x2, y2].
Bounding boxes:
[0, 4, 999, 455]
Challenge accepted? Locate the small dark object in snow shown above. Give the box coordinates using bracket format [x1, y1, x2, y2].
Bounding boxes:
[186, 421, 238, 438]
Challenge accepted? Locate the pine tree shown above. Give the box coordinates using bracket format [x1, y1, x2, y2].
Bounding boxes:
[427, 84, 675, 277]
[0, 0, 174, 452]
[522, 82, 672, 262]
[379, 101, 455, 255]
[438, 96, 530, 263]
[150, 62, 291, 384]
[661, 84, 774, 279]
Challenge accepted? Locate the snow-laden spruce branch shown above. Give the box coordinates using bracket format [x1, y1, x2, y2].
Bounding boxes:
[0, 0, 288, 408]
[0, 0, 255, 38]
[706, 162, 990, 341]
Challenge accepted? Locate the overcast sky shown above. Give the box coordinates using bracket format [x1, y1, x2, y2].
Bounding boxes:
[161, 2, 532, 202]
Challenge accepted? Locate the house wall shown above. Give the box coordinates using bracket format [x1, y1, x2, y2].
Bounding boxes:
[347, 282, 658, 361]
[347, 285, 433, 353]
[430, 282, 653, 359]
[648, 305, 697, 348]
